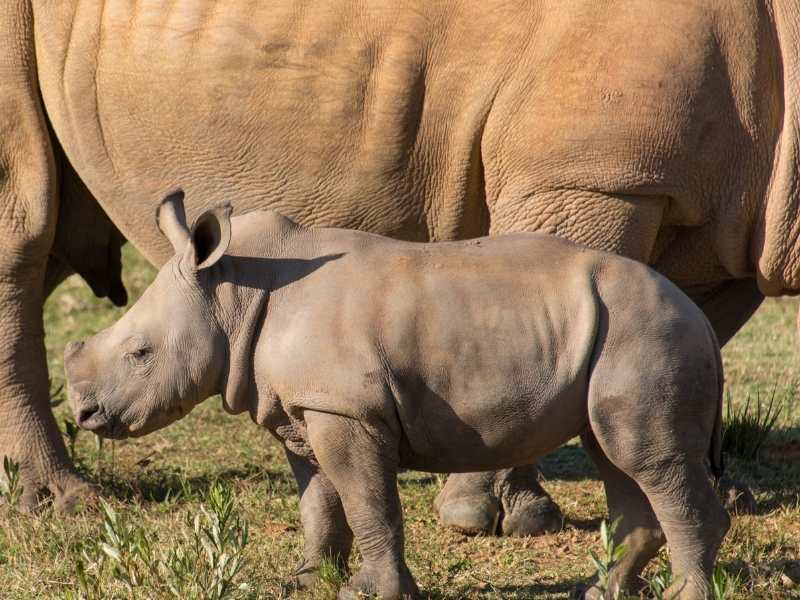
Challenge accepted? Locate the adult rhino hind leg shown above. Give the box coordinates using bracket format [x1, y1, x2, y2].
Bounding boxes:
[49, 142, 127, 307]
[0, 1, 93, 513]
[436, 190, 666, 537]
[693, 279, 762, 515]
[694, 278, 764, 347]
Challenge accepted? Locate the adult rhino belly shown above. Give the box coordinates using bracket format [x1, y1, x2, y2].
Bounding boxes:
[33, 1, 494, 265]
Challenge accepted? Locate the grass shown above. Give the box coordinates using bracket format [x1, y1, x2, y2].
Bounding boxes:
[0, 245, 799, 598]
[723, 389, 784, 461]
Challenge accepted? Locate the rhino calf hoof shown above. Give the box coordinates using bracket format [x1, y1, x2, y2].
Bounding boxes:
[717, 476, 757, 515]
[436, 493, 501, 535]
[337, 565, 420, 600]
[292, 564, 321, 591]
[500, 496, 563, 537]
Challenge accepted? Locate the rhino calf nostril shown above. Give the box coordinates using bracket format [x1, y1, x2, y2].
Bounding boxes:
[65, 340, 85, 359]
[77, 403, 100, 427]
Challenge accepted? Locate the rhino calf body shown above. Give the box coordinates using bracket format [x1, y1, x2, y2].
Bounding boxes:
[65, 192, 728, 600]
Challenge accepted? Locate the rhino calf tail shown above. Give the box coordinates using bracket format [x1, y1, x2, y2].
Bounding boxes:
[707, 319, 725, 481]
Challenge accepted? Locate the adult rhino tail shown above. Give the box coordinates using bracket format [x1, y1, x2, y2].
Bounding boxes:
[706, 318, 725, 482]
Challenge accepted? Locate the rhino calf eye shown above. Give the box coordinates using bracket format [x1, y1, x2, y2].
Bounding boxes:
[126, 347, 151, 362]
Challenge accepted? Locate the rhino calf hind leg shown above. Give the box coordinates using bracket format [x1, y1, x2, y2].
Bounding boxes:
[585, 440, 728, 600]
[585, 400, 729, 599]
[583, 286, 729, 599]
[641, 463, 729, 600]
[580, 432, 666, 599]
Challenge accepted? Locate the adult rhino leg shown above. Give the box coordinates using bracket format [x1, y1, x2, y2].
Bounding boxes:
[691, 279, 762, 515]
[49, 143, 127, 307]
[692, 279, 764, 346]
[0, 1, 91, 512]
[434, 466, 562, 536]
[436, 190, 666, 536]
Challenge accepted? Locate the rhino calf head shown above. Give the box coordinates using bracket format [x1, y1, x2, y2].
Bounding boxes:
[65, 191, 233, 438]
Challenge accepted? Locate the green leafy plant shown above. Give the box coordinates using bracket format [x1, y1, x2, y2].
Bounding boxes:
[69, 481, 251, 600]
[723, 389, 783, 460]
[0, 455, 24, 508]
[50, 379, 66, 407]
[588, 518, 628, 599]
[301, 555, 348, 598]
[643, 552, 674, 600]
[711, 565, 740, 600]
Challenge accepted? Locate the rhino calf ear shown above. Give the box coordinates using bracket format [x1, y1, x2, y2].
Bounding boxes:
[157, 189, 191, 253]
[185, 204, 233, 270]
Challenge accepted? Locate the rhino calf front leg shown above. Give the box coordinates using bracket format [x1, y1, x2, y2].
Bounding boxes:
[285, 448, 353, 588]
[305, 411, 419, 600]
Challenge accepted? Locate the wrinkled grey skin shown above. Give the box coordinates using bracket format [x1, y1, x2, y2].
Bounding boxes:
[66, 193, 730, 600]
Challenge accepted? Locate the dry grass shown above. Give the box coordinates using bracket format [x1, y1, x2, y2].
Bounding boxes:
[1, 246, 798, 599]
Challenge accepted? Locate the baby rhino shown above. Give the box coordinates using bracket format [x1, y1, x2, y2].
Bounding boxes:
[65, 190, 729, 600]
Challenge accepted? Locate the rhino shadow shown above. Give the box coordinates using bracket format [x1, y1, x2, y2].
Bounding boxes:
[217, 253, 346, 291]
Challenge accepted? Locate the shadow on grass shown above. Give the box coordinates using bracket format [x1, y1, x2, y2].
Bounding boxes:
[78, 427, 800, 515]
[566, 516, 605, 532]
[724, 425, 800, 514]
[399, 442, 602, 489]
[81, 462, 296, 504]
[423, 575, 586, 599]
[539, 443, 598, 482]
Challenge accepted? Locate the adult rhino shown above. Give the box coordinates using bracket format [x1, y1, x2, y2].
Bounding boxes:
[1, 0, 797, 544]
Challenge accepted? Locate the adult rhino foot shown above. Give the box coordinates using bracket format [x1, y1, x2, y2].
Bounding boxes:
[14, 468, 98, 514]
[497, 464, 564, 536]
[49, 470, 98, 514]
[434, 470, 500, 535]
[435, 466, 563, 537]
[717, 476, 757, 515]
[1, 452, 97, 514]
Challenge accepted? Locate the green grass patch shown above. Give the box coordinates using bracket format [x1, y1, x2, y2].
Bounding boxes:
[723, 389, 784, 461]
